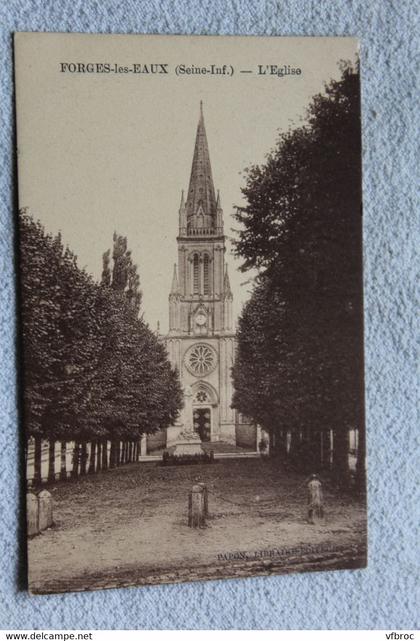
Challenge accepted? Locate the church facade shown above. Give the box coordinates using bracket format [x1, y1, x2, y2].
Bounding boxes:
[165, 104, 239, 446]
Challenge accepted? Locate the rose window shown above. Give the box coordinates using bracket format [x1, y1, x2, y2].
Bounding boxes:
[185, 343, 217, 376]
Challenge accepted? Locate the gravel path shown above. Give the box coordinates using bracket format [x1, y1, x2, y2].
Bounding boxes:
[28, 458, 367, 594]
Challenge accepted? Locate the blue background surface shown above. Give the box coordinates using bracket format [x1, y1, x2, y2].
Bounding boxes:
[0, 0, 418, 630]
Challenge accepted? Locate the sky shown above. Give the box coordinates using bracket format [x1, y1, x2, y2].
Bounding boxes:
[15, 34, 358, 333]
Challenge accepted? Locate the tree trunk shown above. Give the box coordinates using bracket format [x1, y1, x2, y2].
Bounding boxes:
[281, 429, 289, 458]
[309, 429, 322, 473]
[80, 441, 87, 475]
[102, 439, 108, 469]
[110, 440, 116, 468]
[321, 429, 332, 471]
[88, 440, 96, 474]
[332, 428, 350, 487]
[96, 440, 102, 471]
[33, 435, 42, 486]
[288, 429, 299, 463]
[113, 440, 121, 467]
[283, 430, 289, 459]
[48, 439, 56, 482]
[268, 430, 277, 458]
[72, 442, 80, 478]
[60, 441, 67, 480]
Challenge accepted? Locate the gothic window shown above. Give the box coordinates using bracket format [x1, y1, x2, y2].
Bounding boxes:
[193, 254, 199, 293]
[203, 255, 210, 295]
[184, 343, 217, 376]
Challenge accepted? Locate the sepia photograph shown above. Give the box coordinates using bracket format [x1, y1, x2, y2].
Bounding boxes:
[14, 33, 367, 594]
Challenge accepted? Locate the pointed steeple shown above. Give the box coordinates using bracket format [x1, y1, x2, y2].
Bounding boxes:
[170, 263, 180, 296]
[216, 189, 223, 232]
[185, 102, 217, 226]
[179, 189, 187, 233]
[224, 265, 233, 299]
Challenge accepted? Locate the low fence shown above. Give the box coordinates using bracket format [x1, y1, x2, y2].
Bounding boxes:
[26, 437, 141, 487]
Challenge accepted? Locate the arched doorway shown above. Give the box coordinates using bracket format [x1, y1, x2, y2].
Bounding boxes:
[193, 407, 211, 441]
[191, 382, 218, 442]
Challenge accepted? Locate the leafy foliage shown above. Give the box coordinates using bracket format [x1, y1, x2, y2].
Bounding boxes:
[19, 212, 183, 441]
[232, 63, 364, 482]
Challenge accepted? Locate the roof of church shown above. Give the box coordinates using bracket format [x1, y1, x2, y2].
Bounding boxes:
[186, 102, 217, 220]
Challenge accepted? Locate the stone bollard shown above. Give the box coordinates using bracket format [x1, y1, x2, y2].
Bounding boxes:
[198, 482, 209, 518]
[188, 484, 206, 528]
[307, 474, 324, 524]
[27, 492, 39, 537]
[38, 490, 53, 531]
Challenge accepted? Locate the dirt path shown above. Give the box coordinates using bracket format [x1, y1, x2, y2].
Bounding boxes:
[28, 459, 367, 593]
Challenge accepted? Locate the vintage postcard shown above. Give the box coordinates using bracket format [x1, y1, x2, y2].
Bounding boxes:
[14, 33, 367, 594]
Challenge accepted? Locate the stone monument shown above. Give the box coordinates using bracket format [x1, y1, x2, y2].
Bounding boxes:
[173, 385, 204, 457]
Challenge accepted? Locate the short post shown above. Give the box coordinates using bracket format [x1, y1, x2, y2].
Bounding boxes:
[198, 482, 209, 518]
[307, 474, 324, 524]
[38, 489, 53, 531]
[188, 484, 205, 528]
[27, 492, 39, 537]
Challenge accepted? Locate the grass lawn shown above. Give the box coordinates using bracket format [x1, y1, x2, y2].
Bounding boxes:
[28, 457, 367, 593]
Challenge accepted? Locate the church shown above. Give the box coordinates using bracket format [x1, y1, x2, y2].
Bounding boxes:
[163, 103, 255, 448]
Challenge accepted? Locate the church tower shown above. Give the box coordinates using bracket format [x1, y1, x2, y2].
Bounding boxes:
[166, 103, 236, 444]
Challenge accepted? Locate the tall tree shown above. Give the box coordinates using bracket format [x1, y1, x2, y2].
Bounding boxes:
[232, 62, 365, 488]
[19, 213, 183, 453]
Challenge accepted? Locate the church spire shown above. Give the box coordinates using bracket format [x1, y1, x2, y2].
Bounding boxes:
[179, 189, 187, 233]
[185, 102, 217, 228]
